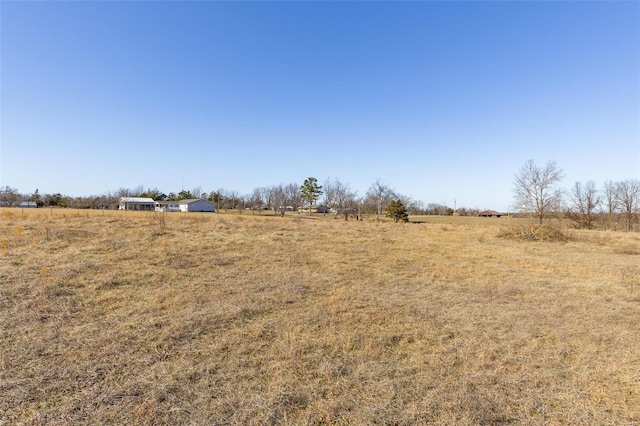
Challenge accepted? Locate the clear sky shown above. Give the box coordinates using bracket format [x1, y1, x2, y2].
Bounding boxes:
[1, 1, 638, 211]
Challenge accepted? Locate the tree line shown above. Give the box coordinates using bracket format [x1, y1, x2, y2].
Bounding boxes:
[1, 161, 638, 230]
[513, 159, 640, 231]
[0, 179, 462, 218]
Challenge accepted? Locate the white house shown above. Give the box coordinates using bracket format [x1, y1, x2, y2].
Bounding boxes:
[155, 199, 216, 213]
[177, 199, 216, 212]
[119, 197, 155, 211]
[154, 201, 181, 212]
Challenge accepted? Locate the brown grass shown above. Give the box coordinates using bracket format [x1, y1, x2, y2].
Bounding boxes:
[1, 208, 639, 425]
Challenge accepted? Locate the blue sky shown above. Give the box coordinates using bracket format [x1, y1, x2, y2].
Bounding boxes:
[1, 1, 638, 211]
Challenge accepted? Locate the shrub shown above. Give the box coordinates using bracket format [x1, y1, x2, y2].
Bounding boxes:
[385, 200, 409, 223]
[498, 219, 573, 242]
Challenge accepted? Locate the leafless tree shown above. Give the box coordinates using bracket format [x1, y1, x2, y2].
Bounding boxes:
[408, 199, 425, 215]
[615, 180, 640, 231]
[365, 179, 395, 217]
[396, 193, 415, 213]
[513, 159, 564, 223]
[568, 181, 600, 229]
[602, 180, 620, 224]
[225, 190, 241, 210]
[104, 190, 118, 209]
[271, 184, 287, 216]
[191, 186, 202, 199]
[132, 185, 144, 196]
[116, 187, 133, 198]
[250, 187, 266, 214]
[284, 183, 301, 211]
[0, 186, 20, 207]
[237, 193, 250, 212]
[263, 186, 277, 212]
[325, 178, 358, 220]
[322, 177, 338, 210]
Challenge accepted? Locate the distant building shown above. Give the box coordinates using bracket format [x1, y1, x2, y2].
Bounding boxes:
[478, 210, 503, 218]
[178, 199, 216, 212]
[332, 207, 357, 216]
[119, 197, 155, 211]
[18, 201, 38, 208]
[154, 201, 181, 212]
[155, 199, 215, 213]
[298, 204, 331, 214]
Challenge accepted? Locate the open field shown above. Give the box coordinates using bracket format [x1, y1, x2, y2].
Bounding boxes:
[1, 208, 639, 425]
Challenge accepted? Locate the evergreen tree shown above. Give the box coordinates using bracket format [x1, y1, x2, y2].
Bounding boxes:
[385, 200, 409, 223]
[30, 189, 42, 203]
[177, 190, 194, 200]
[300, 177, 323, 214]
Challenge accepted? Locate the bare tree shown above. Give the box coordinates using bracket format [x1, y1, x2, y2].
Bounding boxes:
[104, 190, 118, 209]
[568, 181, 600, 229]
[132, 185, 144, 196]
[116, 187, 133, 198]
[250, 187, 266, 214]
[0, 186, 20, 207]
[325, 178, 358, 220]
[408, 199, 425, 215]
[271, 184, 287, 216]
[602, 180, 620, 226]
[396, 193, 415, 214]
[226, 190, 241, 210]
[263, 186, 277, 212]
[322, 177, 338, 210]
[616, 180, 640, 231]
[365, 179, 395, 217]
[322, 178, 357, 218]
[284, 183, 301, 211]
[237, 193, 249, 212]
[513, 160, 564, 223]
[191, 186, 202, 199]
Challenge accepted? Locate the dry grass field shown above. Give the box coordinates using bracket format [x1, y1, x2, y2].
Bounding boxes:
[1, 208, 639, 425]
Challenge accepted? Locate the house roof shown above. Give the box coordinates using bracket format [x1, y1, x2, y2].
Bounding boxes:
[120, 197, 155, 203]
[299, 204, 328, 208]
[178, 199, 213, 204]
